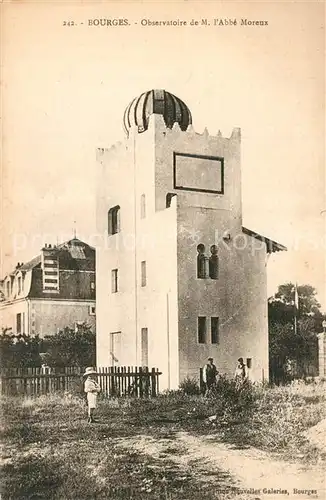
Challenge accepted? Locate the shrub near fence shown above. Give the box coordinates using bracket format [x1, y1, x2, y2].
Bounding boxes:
[0, 366, 161, 398]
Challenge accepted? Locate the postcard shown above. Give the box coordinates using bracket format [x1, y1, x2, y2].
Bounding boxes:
[1, 2, 325, 500]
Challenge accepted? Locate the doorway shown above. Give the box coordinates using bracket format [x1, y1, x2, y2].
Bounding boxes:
[141, 328, 148, 367]
[109, 331, 121, 366]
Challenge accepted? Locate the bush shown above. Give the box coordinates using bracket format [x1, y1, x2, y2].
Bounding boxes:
[0, 324, 96, 371]
[0, 331, 42, 369]
[208, 375, 257, 417]
[42, 324, 96, 368]
[179, 377, 201, 396]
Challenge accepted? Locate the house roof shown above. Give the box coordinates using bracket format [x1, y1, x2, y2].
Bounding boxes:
[2, 238, 95, 280]
[242, 227, 287, 253]
[57, 238, 95, 251]
[20, 255, 42, 271]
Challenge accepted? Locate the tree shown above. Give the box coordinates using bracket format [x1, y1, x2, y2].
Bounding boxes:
[0, 329, 42, 369]
[269, 282, 323, 330]
[273, 283, 321, 317]
[42, 323, 96, 368]
[0, 324, 96, 370]
[268, 283, 322, 382]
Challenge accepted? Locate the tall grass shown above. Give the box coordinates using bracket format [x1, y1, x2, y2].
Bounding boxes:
[210, 381, 326, 460]
[1, 381, 325, 499]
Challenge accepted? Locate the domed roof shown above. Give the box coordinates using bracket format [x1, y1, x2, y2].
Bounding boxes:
[123, 89, 192, 134]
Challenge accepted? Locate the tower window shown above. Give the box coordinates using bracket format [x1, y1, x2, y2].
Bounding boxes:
[209, 245, 219, 279]
[140, 194, 146, 219]
[166, 192, 177, 208]
[198, 316, 207, 344]
[141, 261, 147, 287]
[108, 205, 120, 235]
[197, 244, 209, 279]
[18, 276, 22, 294]
[211, 317, 219, 344]
[111, 269, 118, 293]
[16, 313, 22, 334]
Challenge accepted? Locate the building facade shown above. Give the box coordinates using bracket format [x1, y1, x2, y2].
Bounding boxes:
[0, 238, 96, 336]
[96, 89, 285, 390]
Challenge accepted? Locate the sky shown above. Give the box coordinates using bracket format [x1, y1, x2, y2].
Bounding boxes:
[1, 1, 325, 309]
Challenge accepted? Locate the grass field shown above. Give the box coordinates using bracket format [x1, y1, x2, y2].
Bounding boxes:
[1, 381, 325, 499]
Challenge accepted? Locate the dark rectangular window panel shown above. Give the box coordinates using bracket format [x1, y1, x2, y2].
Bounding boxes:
[211, 317, 219, 344]
[111, 269, 118, 293]
[197, 253, 209, 279]
[198, 316, 207, 344]
[141, 261, 146, 287]
[16, 313, 22, 334]
[209, 254, 219, 280]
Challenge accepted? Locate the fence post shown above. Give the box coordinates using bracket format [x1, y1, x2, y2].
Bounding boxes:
[0, 365, 161, 399]
[143, 367, 149, 397]
[122, 366, 126, 396]
[139, 367, 143, 398]
[151, 368, 156, 397]
[127, 366, 131, 395]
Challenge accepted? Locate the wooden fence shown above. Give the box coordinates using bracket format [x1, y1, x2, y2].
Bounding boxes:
[0, 366, 161, 398]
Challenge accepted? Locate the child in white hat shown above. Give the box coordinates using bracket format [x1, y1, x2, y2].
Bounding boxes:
[83, 367, 101, 423]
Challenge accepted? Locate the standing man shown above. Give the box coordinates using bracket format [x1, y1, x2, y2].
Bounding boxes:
[203, 357, 218, 396]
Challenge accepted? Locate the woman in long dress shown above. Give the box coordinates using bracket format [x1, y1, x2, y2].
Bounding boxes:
[234, 358, 248, 390]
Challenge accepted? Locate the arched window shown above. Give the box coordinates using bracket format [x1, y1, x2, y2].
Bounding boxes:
[209, 245, 219, 279]
[108, 205, 120, 235]
[197, 244, 209, 279]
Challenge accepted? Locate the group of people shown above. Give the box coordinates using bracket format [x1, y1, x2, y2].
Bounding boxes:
[202, 356, 248, 396]
[82, 357, 249, 423]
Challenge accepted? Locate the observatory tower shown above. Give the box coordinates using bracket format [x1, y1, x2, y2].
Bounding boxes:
[95, 89, 285, 389]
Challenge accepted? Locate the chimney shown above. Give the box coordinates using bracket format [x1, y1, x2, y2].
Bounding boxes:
[41, 244, 59, 292]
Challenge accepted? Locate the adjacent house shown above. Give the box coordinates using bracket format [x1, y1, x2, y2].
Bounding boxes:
[0, 238, 96, 336]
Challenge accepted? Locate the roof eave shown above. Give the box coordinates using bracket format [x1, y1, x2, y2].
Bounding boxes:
[242, 226, 287, 254]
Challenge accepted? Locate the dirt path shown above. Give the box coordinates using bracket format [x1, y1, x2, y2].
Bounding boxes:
[118, 432, 325, 500]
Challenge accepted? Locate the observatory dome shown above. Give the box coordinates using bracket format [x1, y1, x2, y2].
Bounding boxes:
[123, 89, 192, 134]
